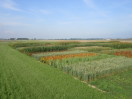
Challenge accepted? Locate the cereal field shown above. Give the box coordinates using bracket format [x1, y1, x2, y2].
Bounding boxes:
[11, 41, 132, 82]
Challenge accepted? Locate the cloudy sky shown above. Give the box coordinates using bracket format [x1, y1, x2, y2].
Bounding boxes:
[0, 0, 132, 39]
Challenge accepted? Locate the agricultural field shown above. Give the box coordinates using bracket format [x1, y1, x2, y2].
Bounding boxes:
[0, 40, 132, 99]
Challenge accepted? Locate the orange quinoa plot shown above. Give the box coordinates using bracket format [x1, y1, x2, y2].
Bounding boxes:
[40, 53, 96, 62]
[114, 51, 132, 58]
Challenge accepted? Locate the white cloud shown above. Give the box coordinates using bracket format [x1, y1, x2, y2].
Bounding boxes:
[59, 21, 72, 25]
[129, 14, 132, 18]
[39, 9, 50, 15]
[3, 30, 16, 35]
[83, 0, 108, 17]
[29, 9, 51, 15]
[83, 0, 96, 9]
[0, 22, 31, 26]
[0, 0, 21, 11]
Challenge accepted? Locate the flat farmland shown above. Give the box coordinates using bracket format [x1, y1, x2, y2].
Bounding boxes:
[0, 40, 132, 99]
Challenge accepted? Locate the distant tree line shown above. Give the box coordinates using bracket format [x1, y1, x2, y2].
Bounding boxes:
[10, 38, 29, 40]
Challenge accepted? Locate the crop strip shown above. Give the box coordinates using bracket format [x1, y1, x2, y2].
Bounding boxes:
[114, 51, 132, 58]
[40, 53, 96, 63]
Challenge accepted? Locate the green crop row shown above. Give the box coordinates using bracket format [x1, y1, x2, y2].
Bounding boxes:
[10, 41, 56, 48]
[102, 43, 132, 49]
[59, 42, 132, 49]
[22, 45, 72, 53]
[11, 41, 113, 49]
[11, 42, 44, 48]
[12, 41, 132, 54]
[11, 41, 132, 50]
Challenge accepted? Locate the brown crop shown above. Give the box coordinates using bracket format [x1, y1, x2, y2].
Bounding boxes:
[40, 53, 96, 62]
[114, 51, 132, 58]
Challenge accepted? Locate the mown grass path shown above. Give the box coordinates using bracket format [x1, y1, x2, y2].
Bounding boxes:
[0, 42, 129, 99]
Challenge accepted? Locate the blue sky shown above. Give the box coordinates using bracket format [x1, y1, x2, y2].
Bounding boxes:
[0, 0, 132, 39]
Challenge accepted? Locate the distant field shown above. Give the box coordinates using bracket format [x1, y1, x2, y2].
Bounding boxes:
[120, 40, 132, 43]
[38, 39, 132, 43]
[0, 40, 132, 99]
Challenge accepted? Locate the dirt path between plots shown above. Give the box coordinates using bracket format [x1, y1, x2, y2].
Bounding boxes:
[73, 77, 106, 93]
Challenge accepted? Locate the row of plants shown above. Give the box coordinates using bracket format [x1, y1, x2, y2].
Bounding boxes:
[40, 54, 115, 67]
[114, 51, 132, 58]
[10, 42, 54, 48]
[12, 41, 132, 55]
[73, 46, 112, 53]
[13, 41, 113, 49]
[102, 42, 132, 49]
[72, 42, 132, 49]
[57, 41, 81, 46]
[32, 50, 87, 59]
[98, 48, 132, 55]
[21, 45, 72, 53]
[40, 53, 96, 63]
[41, 57, 132, 82]
[68, 42, 112, 48]
[21, 42, 108, 53]
[11, 42, 44, 48]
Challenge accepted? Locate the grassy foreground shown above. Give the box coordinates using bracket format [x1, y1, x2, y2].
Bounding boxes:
[0, 42, 131, 99]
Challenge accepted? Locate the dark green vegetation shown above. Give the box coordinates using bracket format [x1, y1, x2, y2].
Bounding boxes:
[22, 45, 70, 53]
[102, 42, 132, 49]
[11, 42, 52, 48]
[12, 41, 132, 54]
[1, 40, 132, 99]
